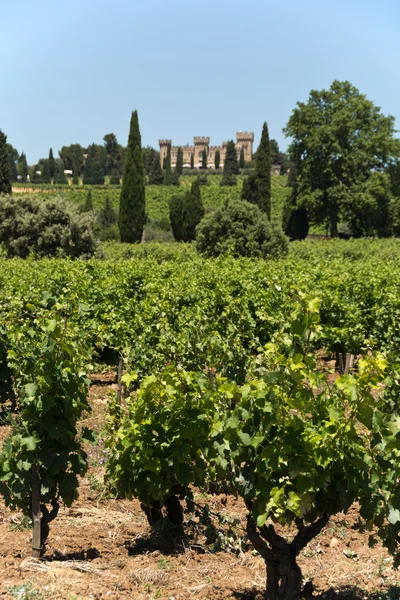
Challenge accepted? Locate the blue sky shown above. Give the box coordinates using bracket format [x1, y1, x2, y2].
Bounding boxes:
[2, 0, 399, 163]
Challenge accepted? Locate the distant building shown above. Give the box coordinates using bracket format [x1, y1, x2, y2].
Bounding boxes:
[159, 132, 255, 169]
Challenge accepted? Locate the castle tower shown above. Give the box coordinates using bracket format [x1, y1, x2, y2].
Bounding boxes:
[159, 140, 172, 167]
[236, 132, 254, 162]
[193, 137, 210, 167]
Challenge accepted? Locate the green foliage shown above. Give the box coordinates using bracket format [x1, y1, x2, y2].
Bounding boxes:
[283, 193, 309, 240]
[176, 147, 184, 177]
[0, 130, 12, 195]
[148, 149, 164, 185]
[53, 160, 67, 185]
[221, 141, 238, 186]
[190, 153, 194, 169]
[109, 170, 120, 185]
[18, 152, 28, 182]
[284, 80, 400, 236]
[202, 149, 207, 170]
[0, 195, 95, 257]
[83, 189, 93, 212]
[0, 310, 91, 533]
[7, 143, 18, 182]
[118, 111, 146, 243]
[169, 180, 204, 242]
[40, 161, 51, 184]
[239, 147, 245, 169]
[97, 195, 117, 228]
[214, 149, 220, 170]
[48, 148, 55, 180]
[196, 200, 288, 259]
[83, 145, 105, 185]
[242, 122, 271, 217]
[106, 367, 224, 508]
[163, 146, 178, 186]
[103, 133, 121, 176]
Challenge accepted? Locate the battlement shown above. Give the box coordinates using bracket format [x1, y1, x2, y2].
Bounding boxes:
[236, 132, 254, 142]
[193, 137, 210, 145]
[159, 139, 172, 146]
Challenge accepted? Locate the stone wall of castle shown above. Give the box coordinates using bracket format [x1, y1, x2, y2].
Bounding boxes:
[159, 132, 254, 168]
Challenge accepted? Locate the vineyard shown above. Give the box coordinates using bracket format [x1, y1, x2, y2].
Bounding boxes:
[12, 175, 291, 227]
[1, 239, 400, 599]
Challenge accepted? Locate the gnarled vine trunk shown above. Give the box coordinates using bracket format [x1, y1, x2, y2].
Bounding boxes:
[246, 513, 329, 600]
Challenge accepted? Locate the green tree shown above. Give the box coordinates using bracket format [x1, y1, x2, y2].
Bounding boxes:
[6, 143, 18, 182]
[83, 189, 93, 211]
[169, 193, 186, 241]
[103, 133, 121, 175]
[202, 148, 207, 170]
[31, 165, 41, 184]
[72, 165, 79, 185]
[164, 146, 177, 185]
[196, 200, 288, 258]
[284, 80, 400, 236]
[169, 180, 204, 242]
[98, 195, 117, 228]
[190, 153, 194, 169]
[48, 148, 55, 180]
[242, 122, 272, 217]
[59, 144, 84, 173]
[118, 110, 146, 243]
[221, 141, 239, 186]
[214, 149, 220, 170]
[17, 152, 28, 182]
[0, 131, 12, 195]
[176, 147, 184, 176]
[148, 149, 164, 185]
[109, 170, 121, 185]
[239, 146, 245, 169]
[53, 160, 67, 184]
[92, 147, 105, 185]
[41, 160, 51, 184]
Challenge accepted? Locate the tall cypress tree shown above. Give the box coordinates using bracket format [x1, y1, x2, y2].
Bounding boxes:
[239, 147, 245, 168]
[221, 141, 238, 186]
[190, 153, 194, 169]
[83, 145, 95, 185]
[92, 147, 105, 185]
[0, 131, 12, 194]
[214, 149, 220, 170]
[176, 147, 184, 176]
[48, 148, 55, 180]
[242, 122, 271, 217]
[202, 149, 207, 170]
[18, 152, 28, 182]
[118, 110, 146, 243]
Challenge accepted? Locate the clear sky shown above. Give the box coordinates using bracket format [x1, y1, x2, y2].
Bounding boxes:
[2, 0, 399, 164]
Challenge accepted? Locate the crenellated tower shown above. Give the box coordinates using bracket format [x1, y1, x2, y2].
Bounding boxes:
[159, 139, 171, 167]
[193, 137, 210, 166]
[236, 132, 254, 162]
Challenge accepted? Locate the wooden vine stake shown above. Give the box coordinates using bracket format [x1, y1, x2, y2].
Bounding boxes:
[338, 352, 355, 375]
[31, 463, 41, 558]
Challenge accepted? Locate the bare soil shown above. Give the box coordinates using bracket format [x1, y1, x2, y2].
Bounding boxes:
[0, 374, 399, 600]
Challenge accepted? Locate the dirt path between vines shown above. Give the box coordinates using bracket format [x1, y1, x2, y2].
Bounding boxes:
[0, 375, 399, 600]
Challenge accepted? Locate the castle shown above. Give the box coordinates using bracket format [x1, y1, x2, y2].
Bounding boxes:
[159, 132, 254, 169]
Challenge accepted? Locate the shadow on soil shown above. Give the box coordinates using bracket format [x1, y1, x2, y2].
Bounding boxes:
[48, 548, 101, 561]
[232, 586, 400, 600]
[125, 519, 191, 556]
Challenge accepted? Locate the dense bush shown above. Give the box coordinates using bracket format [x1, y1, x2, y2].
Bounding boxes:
[196, 200, 288, 258]
[0, 196, 95, 257]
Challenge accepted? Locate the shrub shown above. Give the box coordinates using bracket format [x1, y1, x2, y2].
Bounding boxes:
[196, 200, 288, 258]
[0, 195, 95, 258]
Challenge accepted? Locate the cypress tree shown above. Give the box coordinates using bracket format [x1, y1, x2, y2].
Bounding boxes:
[84, 190, 93, 211]
[221, 141, 238, 186]
[214, 149, 220, 170]
[0, 131, 12, 194]
[72, 162, 79, 185]
[54, 160, 67, 184]
[18, 152, 28, 182]
[239, 147, 245, 169]
[242, 122, 272, 217]
[7, 144, 18, 182]
[41, 160, 51, 183]
[49, 148, 55, 180]
[110, 170, 121, 185]
[202, 149, 207, 170]
[169, 193, 186, 241]
[148, 149, 164, 185]
[176, 147, 184, 176]
[98, 195, 117, 228]
[92, 147, 105, 185]
[118, 110, 146, 243]
[184, 179, 204, 240]
[190, 153, 194, 169]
